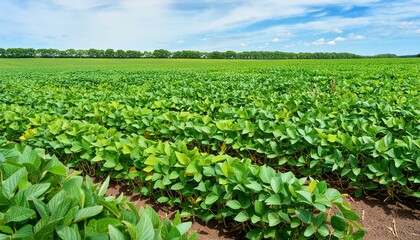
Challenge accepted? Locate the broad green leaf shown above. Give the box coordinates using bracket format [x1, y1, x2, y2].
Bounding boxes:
[5, 206, 36, 223]
[270, 177, 282, 194]
[13, 224, 33, 238]
[211, 155, 226, 163]
[245, 181, 262, 192]
[109, 225, 125, 240]
[226, 200, 241, 210]
[304, 225, 316, 237]
[331, 215, 347, 232]
[204, 193, 219, 205]
[2, 167, 26, 200]
[56, 225, 82, 240]
[48, 165, 67, 176]
[267, 213, 281, 227]
[175, 152, 189, 165]
[265, 195, 281, 205]
[135, 213, 154, 240]
[73, 206, 104, 223]
[295, 209, 312, 224]
[234, 211, 249, 222]
[296, 190, 313, 204]
[24, 183, 50, 201]
[176, 222, 192, 235]
[144, 155, 159, 166]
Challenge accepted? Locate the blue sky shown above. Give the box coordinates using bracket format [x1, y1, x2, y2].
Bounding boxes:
[0, 0, 419, 55]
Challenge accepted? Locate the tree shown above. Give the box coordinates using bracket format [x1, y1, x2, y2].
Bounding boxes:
[104, 49, 115, 58]
[126, 50, 143, 58]
[115, 49, 126, 58]
[153, 49, 171, 58]
[225, 51, 237, 59]
[64, 49, 77, 58]
[172, 50, 201, 58]
[0, 48, 5, 57]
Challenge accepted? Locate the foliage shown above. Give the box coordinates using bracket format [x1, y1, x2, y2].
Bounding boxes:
[0, 58, 418, 238]
[0, 59, 418, 198]
[0, 141, 196, 240]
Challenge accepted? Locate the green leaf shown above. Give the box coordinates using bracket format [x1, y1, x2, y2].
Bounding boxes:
[286, 128, 296, 139]
[245, 181, 262, 192]
[331, 215, 347, 231]
[48, 165, 67, 176]
[337, 203, 360, 221]
[211, 155, 226, 163]
[234, 211, 249, 222]
[226, 200, 241, 210]
[157, 196, 169, 203]
[327, 134, 337, 143]
[175, 152, 189, 165]
[33, 198, 49, 218]
[204, 193, 219, 205]
[5, 206, 36, 223]
[270, 177, 282, 194]
[317, 224, 330, 237]
[34, 218, 62, 239]
[73, 206, 104, 223]
[136, 213, 155, 240]
[176, 222, 192, 235]
[375, 138, 388, 153]
[24, 183, 50, 201]
[267, 213, 281, 227]
[296, 190, 313, 204]
[246, 229, 262, 240]
[56, 225, 82, 240]
[325, 188, 342, 203]
[295, 209, 312, 224]
[144, 155, 159, 166]
[0, 226, 13, 234]
[265, 195, 281, 205]
[109, 225, 125, 240]
[98, 176, 110, 197]
[170, 183, 184, 190]
[2, 167, 26, 199]
[13, 224, 33, 238]
[304, 225, 316, 237]
[144, 206, 160, 229]
[185, 163, 198, 176]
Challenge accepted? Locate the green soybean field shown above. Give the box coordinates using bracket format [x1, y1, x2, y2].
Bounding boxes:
[0, 58, 419, 239]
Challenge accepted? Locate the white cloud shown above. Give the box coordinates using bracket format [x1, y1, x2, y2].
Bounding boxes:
[312, 38, 326, 46]
[416, 29, 420, 34]
[327, 40, 336, 45]
[177, 40, 185, 44]
[334, 37, 346, 42]
[272, 38, 280, 42]
[398, 21, 417, 29]
[240, 42, 248, 47]
[348, 33, 366, 40]
[333, 28, 343, 33]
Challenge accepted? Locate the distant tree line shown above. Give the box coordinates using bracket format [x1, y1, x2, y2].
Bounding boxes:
[0, 47, 417, 59]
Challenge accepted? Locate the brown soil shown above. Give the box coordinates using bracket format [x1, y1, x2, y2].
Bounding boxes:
[105, 181, 420, 240]
[348, 194, 420, 240]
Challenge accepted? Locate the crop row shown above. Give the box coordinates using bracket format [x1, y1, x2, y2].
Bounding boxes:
[2, 117, 365, 239]
[2, 98, 419, 197]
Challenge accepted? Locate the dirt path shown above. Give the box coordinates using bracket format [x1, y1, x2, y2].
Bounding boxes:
[106, 181, 420, 240]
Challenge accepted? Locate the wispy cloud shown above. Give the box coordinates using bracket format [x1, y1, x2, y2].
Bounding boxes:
[0, 0, 419, 54]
